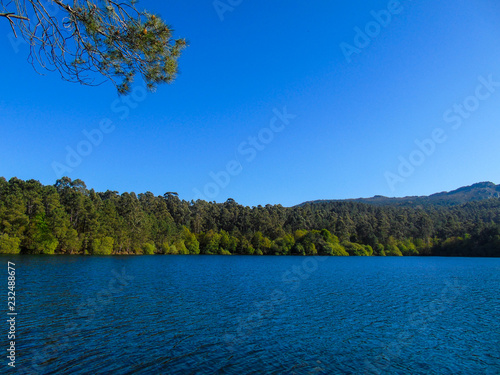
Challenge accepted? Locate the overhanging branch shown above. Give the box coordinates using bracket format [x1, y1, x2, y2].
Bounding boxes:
[0, 0, 186, 94]
[0, 12, 29, 37]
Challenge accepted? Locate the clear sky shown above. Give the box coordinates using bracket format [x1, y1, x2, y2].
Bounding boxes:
[1, 0, 500, 207]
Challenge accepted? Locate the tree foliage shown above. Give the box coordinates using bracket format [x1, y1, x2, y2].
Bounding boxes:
[92, 236, 114, 255]
[1, 177, 499, 257]
[0, 233, 21, 254]
[0, 0, 186, 94]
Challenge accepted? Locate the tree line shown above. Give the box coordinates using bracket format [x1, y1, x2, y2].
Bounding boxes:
[0, 177, 499, 256]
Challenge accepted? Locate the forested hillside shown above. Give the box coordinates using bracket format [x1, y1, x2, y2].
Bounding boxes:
[303, 182, 500, 207]
[1, 177, 499, 256]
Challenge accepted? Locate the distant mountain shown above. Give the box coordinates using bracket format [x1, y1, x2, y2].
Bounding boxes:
[301, 182, 500, 207]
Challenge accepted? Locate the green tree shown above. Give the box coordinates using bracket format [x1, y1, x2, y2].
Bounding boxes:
[323, 242, 349, 256]
[161, 242, 176, 254]
[343, 242, 370, 256]
[291, 243, 305, 256]
[374, 243, 386, 256]
[0, 233, 21, 254]
[28, 214, 59, 254]
[0, 179, 29, 242]
[272, 234, 294, 255]
[43, 186, 80, 253]
[385, 237, 403, 256]
[399, 239, 418, 256]
[198, 230, 221, 254]
[142, 242, 156, 255]
[1, 176, 499, 258]
[236, 237, 255, 255]
[180, 226, 199, 254]
[93, 237, 114, 255]
[1, 0, 187, 94]
[174, 240, 190, 254]
[251, 231, 272, 255]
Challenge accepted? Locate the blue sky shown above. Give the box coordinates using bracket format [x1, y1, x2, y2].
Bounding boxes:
[1, 0, 500, 206]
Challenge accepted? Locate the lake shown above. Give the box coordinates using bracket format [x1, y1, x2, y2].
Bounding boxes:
[8, 255, 500, 374]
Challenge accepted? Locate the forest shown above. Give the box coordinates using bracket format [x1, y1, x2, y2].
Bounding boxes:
[0, 177, 499, 257]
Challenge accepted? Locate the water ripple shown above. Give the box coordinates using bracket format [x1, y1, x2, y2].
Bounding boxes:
[10, 256, 500, 374]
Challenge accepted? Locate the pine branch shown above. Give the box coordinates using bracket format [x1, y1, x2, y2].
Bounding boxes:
[0, 12, 29, 37]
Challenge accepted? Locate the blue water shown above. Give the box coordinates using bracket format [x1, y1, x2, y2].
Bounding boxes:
[7, 256, 500, 374]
